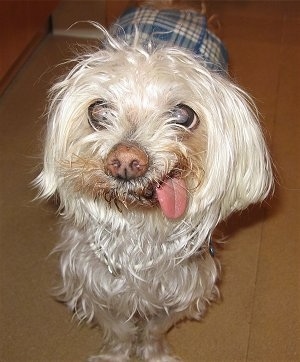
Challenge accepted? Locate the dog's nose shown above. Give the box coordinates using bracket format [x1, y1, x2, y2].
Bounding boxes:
[105, 143, 148, 180]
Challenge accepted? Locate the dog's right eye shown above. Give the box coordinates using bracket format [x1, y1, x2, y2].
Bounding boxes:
[88, 100, 116, 130]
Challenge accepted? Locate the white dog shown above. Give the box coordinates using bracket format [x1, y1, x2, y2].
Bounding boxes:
[35, 1, 273, 361]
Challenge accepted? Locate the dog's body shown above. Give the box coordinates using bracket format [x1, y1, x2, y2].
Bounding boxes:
[36, 1, 273, 361]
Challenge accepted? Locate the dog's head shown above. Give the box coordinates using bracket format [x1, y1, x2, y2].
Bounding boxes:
[36, 32, 273, 227]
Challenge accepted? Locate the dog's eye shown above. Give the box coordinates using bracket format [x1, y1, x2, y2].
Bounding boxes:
[88, 100, 116, 130]
[171, 104, 199, 130]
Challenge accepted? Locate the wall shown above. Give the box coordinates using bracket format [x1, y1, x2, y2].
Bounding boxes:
[0, 0, 58, 94]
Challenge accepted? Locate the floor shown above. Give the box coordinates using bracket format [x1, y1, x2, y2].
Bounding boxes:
[0, 1, 299, 361]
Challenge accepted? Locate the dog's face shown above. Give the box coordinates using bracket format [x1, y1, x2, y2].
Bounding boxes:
[85, 99, 202, 219]
[58, 51, 207, 219]
[37, 35, 273, 226]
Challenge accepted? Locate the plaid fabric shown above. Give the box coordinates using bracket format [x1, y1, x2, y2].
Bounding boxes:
[111, 6, 228, 73]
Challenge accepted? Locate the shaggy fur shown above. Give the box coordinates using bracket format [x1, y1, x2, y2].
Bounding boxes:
[35, 6, 273, 362]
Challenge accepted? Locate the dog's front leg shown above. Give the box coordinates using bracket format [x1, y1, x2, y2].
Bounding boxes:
[138, 311, 186, 362]
[88, 310, 137, 362]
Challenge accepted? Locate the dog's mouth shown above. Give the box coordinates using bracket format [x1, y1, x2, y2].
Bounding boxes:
[104, 170, 188, 220]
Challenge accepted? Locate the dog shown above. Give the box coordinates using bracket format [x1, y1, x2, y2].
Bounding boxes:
[35, 1, 273, 361]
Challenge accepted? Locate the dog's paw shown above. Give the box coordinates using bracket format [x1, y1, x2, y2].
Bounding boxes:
[146, 356, 181, 362]
[138, 341, 181, 362]
[88, 354, 129, 362]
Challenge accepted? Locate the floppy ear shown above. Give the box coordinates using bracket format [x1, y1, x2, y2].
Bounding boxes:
[34, 112, 60, 200]
[198, 74, 273, 219]
[34, 81, 71, 200]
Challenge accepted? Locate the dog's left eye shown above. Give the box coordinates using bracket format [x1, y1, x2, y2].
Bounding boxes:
[88, 100, 116, 130]
[170, 104, 199, 130]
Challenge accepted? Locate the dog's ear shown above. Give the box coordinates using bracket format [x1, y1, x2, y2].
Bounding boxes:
[34, 113, 60, 200]
[197, 74, 274, 218]
[34, 82, 70, 200]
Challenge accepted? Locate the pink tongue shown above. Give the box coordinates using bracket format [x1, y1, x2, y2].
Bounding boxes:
[156, 178, 187, 219]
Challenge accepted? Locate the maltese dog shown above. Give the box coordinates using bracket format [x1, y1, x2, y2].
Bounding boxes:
[35, 1, 273, 361]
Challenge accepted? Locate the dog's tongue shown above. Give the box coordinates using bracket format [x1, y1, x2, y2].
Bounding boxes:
[156, 178, 187, 219]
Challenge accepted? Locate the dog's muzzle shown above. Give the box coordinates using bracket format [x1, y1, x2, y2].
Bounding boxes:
[104, 142, 188, 219]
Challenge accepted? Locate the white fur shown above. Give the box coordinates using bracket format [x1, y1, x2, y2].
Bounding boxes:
[35, 27, 273, 361]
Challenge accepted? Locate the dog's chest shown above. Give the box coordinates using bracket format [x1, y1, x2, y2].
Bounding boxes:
[89, 222, 181, 277]
[63, 222, 204, 315]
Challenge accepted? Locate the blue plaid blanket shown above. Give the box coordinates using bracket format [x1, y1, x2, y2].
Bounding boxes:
[111, 6, 228, 73]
